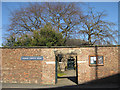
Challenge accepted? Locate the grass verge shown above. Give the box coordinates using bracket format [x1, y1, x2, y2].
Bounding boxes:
[57, 72, 67, 77]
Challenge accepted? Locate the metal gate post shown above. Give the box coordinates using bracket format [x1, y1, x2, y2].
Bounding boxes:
[55, 55, 58, 84]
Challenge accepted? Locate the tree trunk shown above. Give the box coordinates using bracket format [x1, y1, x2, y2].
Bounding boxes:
[88, 35, 92, 45]
[63, 31, 68, 45]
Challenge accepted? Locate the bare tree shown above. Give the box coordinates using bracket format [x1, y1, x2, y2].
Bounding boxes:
[78, 8, 118, 45]
[44, 3, 82, 43]
[5, 3, 117, 46]
[8, 2, 83, 44]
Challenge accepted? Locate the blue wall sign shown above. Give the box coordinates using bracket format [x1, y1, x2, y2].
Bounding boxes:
[21, 56, 43, 60]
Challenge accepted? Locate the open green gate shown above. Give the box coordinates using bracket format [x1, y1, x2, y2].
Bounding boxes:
[55, 55, 58, 84]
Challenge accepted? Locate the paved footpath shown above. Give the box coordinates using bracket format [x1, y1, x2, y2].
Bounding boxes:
[56, 78, 76, 86]
[2, 78, 77, 89]
[2, 82, 119, 89]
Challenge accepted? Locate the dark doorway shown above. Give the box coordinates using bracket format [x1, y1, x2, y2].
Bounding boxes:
[67, 56, 75, 70]
[55, 53, 78, 85]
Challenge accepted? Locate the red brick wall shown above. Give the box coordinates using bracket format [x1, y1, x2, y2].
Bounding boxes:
[77, 47, 119, 84]
[2, 48, 43, 84]
[1, 46, 119, 85]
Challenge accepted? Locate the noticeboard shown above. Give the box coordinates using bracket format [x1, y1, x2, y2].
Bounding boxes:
[89, 55, 104, 66]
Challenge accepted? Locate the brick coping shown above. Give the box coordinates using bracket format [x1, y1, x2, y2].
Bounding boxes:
[0, 45, 120, 49]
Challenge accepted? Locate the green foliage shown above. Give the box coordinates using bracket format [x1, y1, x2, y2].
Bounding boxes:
[57, 72, 66, 77]
[32, 23, 65, 46]
[3, 23, 65, 47]
[3, 35, 16, 47]
[16, 35, 32, 46]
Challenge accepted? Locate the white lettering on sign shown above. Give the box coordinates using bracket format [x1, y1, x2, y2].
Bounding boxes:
[21, 56, 43, 60]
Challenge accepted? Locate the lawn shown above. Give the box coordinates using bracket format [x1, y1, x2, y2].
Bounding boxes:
[57, 72, 67, 77]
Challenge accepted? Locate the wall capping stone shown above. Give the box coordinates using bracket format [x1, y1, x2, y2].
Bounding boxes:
[1, 45, 120, 49]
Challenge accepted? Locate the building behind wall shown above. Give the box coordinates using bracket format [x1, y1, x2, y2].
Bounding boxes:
[1, 46, 119, 85]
